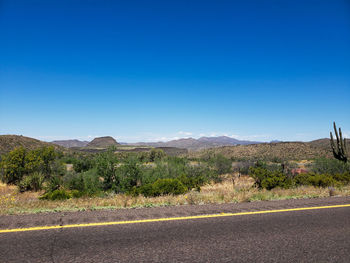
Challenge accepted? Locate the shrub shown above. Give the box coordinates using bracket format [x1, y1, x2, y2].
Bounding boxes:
[188, 163, 217, 183]
[0, 147, 26, 184]
[45, 175, 63, 193]
[135, 178, 187, 197]
[70, 190, 85, 198]
[24, 150, 44, 174]
[249, 167, 291, 190]
[149, 149, 166, 162]
[294, 173, 337, 188]
[64, 169, 102, 196]
[116, 158, 142, 193]
[18, 172, 45, 192]
[95, 150, 119, 190]
[312, 158, 350, 175]
[0, 146, 62, 187]
[152, 178, 187, 196]
[211, 155, 232, 175]
[177, 174, 202, 191]
[38, 146, 57, 177]
[73, 157, 95, 173]
[333, 172, 350, 184]
[40, 189, 71, 200]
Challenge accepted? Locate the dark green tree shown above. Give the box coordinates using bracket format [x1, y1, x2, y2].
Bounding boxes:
[95, 149, 119, 190]
[0, 147, 26, 184]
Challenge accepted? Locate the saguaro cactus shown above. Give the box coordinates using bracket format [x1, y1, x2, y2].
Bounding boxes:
[330, 122, 348, 163]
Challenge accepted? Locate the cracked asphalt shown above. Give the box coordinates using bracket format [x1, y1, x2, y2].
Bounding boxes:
[1, 196, 350, 262]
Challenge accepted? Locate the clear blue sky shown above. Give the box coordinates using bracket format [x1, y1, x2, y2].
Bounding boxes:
[1, 0, 349, 142]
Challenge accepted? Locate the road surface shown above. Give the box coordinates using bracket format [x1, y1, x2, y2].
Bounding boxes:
[1, 197, 350, 262]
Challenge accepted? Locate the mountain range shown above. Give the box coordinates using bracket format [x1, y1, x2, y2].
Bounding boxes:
[132, 136, 262, 150]
[51, 136, 262, 150]
[1, 135, 348, 161]
[50, 136, 262, 150]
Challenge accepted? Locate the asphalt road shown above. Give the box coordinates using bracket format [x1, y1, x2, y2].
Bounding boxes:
[1, 197, 350, 262]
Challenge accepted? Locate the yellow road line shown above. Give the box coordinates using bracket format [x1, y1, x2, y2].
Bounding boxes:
[1, 203, 350, 234]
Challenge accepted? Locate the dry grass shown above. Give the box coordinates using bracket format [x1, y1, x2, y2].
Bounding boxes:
[1, 177, 350, 215]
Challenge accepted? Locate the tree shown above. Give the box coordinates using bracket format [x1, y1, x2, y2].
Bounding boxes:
[95, 149, 119, 190]
[213, 155, 232, 175]
[149, 149, 166, 162]
[24, 149, 44, 174]
[0, 147, 26, 184]
[116, 157, 142, 192]
[38, 146, 57, 176]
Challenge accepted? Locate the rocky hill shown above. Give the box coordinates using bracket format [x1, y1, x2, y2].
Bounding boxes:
[0, 135, 65, 155]
[52, 139, 89, 148]
[188, 140, 349, 161]
[86, 136, 119, 148]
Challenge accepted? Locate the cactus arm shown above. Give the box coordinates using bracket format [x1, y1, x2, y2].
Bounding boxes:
[339, 128, 345, 156]
[334, 122, 341, 153]
[330, 132, 336, 152]
[344, 138, 347, 158]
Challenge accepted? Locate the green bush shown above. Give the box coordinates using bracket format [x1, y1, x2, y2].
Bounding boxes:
[18, 172, 45, 192]
[187, 163, 217, 183]
[40, 189, 72, 200]
[0, 146, 62, 187]
[115, 158, 142, 193]
[294, 173, 337, 187]
[45, 175, 63, 193]
[70, 190, 85, 198]
[73, 157, 95, 173]
[152, 178, 187, 196]
[312, 158, 350, 175]
[177, 174, 202, 191]
[149, 149, 166, 162]
[249, 167, 291, 190]
[95, 150, 119, 190]
[211, 155, 232, 175]
[135, 178, 187, 197]
[333, 172, 350, 184]
[0, 147, 26, 184]
[64, 168, 102, 196]
[24, 150, 44, 174]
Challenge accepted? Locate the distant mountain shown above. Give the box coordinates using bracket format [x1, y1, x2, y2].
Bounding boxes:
[198, 136, 261, 145]
[132, 136, 262, 151]
[0, 135, 65, 155]
[52, 139, 89, 148]
[86, 136, 119, 148]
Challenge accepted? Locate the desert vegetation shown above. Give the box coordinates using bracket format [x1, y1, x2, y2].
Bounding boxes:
[0, 136, 349, 214]
[0, 147, 222, 200]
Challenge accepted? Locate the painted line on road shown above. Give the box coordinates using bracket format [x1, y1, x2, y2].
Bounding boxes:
[1, 203, 350, 234]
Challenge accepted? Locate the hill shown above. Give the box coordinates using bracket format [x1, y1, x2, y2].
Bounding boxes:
[0, 135, 65, 155]
[134, 136, 261, 150]
[188, 140, 345, 161]
[52, 139, 89, 148]
[86, 136, 119, 148]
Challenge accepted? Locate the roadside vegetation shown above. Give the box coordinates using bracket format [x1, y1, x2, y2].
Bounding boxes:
[0, 143, 349, 215]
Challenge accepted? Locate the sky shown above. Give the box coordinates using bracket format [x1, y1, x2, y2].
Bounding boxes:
[0, 0, 349, 143]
